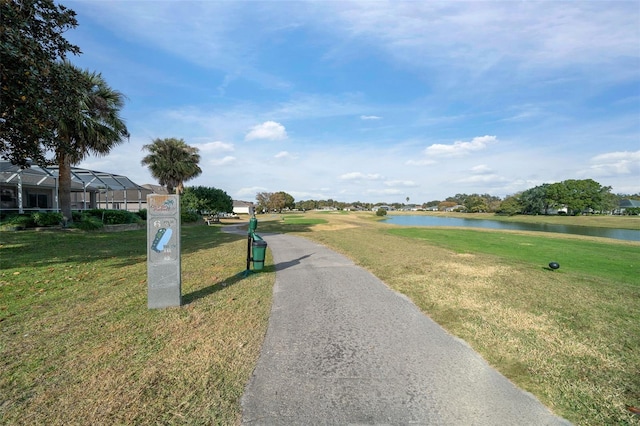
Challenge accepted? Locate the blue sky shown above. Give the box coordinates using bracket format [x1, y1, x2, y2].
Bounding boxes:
[63, 1, 639, 203]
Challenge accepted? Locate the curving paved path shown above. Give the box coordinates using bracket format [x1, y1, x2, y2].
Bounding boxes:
[238, 231, 571, 425]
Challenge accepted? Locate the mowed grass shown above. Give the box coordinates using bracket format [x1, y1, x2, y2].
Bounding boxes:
[263, 211, 640, 425]
[388, 227, 639, 283]
[0, 225, 274, 425]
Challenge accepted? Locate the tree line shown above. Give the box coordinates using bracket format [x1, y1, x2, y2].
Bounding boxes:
[497, 179, 622, 216]
[256, 179, 638, 216]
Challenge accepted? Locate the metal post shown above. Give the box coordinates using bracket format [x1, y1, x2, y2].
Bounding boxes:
[246, 233, 253, 273]
[54, 176, 59, 212]
[17, 171, 23, 214]
[243, 215, 258, 277]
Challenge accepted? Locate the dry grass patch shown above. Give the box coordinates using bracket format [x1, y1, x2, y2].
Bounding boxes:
[312, 222, 359, 232]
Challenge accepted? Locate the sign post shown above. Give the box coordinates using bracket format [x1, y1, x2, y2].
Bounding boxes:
[147, 194, 181, 308]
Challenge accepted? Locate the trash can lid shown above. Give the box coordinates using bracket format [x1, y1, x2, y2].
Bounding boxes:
[252, 240, 267, 247]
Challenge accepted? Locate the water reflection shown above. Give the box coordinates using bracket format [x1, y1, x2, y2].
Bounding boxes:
[383, 215, 640, 242]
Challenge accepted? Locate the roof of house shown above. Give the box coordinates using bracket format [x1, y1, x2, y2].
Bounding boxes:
[0, 161, 144, 191]
[620, 199, 640, 208]
[141, 184, 168, 194]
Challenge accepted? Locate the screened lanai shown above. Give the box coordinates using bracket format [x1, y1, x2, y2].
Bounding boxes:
[0, 161, 151, 213]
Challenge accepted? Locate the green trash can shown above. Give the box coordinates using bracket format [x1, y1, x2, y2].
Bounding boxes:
[251, 237, 267, 271]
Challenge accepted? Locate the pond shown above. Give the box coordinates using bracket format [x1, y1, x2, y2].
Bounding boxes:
[382, 215, 640, 242]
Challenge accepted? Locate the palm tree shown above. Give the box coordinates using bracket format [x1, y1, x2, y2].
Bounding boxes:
[141, 138, 202, 194]
[56, 62, 129, 222]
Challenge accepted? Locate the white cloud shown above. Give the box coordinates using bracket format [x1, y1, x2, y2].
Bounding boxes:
[498, 105, 544, 123]
[325, 2, 638, 80]
[289, 189, 332, 200]
[365, 188, 404, 196]
[209, 156, 236, 166]
[456, 174, 508, 184]
[275, 151, 297, 160]
[360, 115, 382, 120]
[272, 93, 369, 120]
[385, 180, 418, 187]
[339, 172, 384, 181]
[75, 2, 640, 85]
[581, 150, 640, 177]
[236, 186, 268, 198]
[245, 121, 288, 141]
[424, 135, 497, 158]
[217, 73, 237, 97]
[406, 158, 436, 166]
[195, 141, 234, 152]
[470, 164, 493, 174]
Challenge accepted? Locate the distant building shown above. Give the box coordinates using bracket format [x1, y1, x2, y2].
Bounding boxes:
[233, 200, 254, 215]
[615, 199, 640, 215]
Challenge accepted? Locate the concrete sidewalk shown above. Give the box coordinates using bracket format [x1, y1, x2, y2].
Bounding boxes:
[240, 233, 571, 425]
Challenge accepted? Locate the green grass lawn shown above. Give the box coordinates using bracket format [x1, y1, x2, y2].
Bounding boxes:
[387, 227, 639, 285]
[282, 215, 327, 225]
[1, 226, 274, 425]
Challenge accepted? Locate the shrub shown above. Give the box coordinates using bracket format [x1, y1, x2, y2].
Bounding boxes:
[74, 214, 104, 231]
[32, 212, 64, 227]
[104, 210, 140, 224]
[375, 209, 387, 217]
[80, 209, 141, 225]
[82, 209, 105, 221]
[181, 210, 200, 223]
[1, 214, 35, 229]
[137, 209, 147, 220]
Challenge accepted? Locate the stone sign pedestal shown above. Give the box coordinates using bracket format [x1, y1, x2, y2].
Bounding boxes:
[146, 194, 181, 309]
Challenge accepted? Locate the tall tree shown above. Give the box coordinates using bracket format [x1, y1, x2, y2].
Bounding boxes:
[1, 0, 81, 166]
[141, 138, 202, 194]
[464, 194, 489, 213]
[181, 186, 233, 214]
[255, 191, 294, 212]
[520, 184, 550, 215]
[560, 179, 612, 215]
[56, 63, 129, 221]
[497, 193, 523, 216]
[255, 191, 273, 213]
[273, 191, 295, 211]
